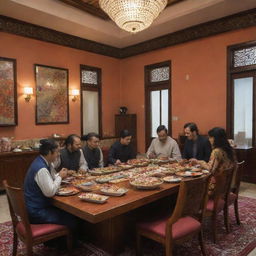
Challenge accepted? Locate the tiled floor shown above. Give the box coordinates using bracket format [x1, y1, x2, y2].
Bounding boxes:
[1, 182, 255, 255]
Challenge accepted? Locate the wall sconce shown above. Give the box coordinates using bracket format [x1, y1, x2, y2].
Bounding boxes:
[71, 89, 79, 102]
[24, 87, 33, 102]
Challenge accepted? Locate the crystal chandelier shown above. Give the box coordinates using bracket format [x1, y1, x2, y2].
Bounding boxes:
[99, 0, 168, 33]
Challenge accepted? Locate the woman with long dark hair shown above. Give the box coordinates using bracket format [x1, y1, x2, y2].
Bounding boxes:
[193, 127, 235, 193]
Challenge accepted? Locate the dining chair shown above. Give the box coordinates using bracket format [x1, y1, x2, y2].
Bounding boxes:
[226, 161, 245, 225]
[204, 166, 234, 243]
[3, 180, 72, 256]
[136, 175, 211, 256]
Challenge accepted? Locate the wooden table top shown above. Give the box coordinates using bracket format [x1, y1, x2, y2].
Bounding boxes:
[52, 181, 179, 223]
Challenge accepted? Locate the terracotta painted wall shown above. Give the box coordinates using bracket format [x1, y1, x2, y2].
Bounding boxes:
[120, 26, 256, 153]
[0, 32, 121, 140]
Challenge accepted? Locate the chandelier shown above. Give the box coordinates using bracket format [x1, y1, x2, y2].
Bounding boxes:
[99, 0, 168, 33]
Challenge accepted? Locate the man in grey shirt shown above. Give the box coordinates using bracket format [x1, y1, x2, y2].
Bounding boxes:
[146, 125, 181, 161]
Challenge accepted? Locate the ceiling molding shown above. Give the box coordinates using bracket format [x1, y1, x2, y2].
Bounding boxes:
[0, 14, 120, 58]
[0, 8, 256, 59]
[120, 8, 256, 58]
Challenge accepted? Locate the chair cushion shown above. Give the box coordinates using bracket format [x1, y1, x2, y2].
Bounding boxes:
[137, 216, 201, 240]
[16, 222, 67, 239]
[206, 198, 225, 212]
[228, 192, 237, 204]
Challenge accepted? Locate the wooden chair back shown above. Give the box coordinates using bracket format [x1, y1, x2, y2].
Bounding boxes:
[232, 161, 245, 195]
[212, 167, 234, 205]
[167, 175, 211, 226]
[3, 180, 33, 239]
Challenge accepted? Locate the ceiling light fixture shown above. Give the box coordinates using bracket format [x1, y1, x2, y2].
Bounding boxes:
[99, 0, 168, 33]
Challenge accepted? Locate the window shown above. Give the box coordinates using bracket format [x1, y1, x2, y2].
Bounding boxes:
[145, 61, 171, 149]
[227, 41, 256, 147]
[80, 65, 102, 136]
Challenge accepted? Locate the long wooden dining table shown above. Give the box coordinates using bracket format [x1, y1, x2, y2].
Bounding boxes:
[52, 181, 180, 255]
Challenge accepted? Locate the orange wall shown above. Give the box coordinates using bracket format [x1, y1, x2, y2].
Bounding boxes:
[0, 32, 121, 140]
[120, 26, 256, 153]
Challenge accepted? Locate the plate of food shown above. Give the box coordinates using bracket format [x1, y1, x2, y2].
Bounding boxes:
[118, 164, 133, 170]
[72, 173, 87, 178]
[176, 171, 203, 177]
[100, 184, 128, 196]
[130, 177, 163, 190]
[56, 186, 79, 196]
[75, 181, 100, 192]
[202, 169, 210, 174]
[163, 176, 182, 183]
[127, 159, 150, 167]
[150, 157, 170, 164]
[109, 178, 129, 184]
[78, 193, 109, 204]
[89, 166, 121, 175]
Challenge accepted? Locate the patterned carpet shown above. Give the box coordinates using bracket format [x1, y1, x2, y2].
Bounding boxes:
[0, 196, 255, 256]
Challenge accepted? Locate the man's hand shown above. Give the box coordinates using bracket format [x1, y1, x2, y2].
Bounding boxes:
[67, 170, 76, 176]
[115, 159, 122, 165]
[189, 158, 198, 165]
[148, 152, 156, 159]
[59, 168, 68, 179]
[78, 169, 87, 174]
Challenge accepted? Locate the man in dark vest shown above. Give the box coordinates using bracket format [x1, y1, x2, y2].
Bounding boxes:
[24, 139, 78, 229]
[55, 134, 88, 173]
[82, 133, 104, 170]
[183, 122, 212, 162]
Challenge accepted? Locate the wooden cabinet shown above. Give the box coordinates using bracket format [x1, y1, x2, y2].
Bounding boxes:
[235, 147, 256, 184]
[115, 114, 137, 154]
[0, 151, 38, 190]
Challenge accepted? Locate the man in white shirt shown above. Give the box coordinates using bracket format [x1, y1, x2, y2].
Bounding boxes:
[146, 125, 181, 161]
[24, 139, 78, 230]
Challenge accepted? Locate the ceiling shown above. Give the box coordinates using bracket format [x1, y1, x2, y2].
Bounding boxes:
[0, 0, 256, 48]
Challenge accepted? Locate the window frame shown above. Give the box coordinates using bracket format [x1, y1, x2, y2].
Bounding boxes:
[227, 40, 256, 147]
[80, 64, 102, 137]
[144, 60, 171, 150]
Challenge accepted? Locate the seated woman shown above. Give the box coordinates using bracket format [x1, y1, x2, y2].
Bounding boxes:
[192, 127, 235, 194]
[82, 133, 104, 170]
[108, 130, 136, 165]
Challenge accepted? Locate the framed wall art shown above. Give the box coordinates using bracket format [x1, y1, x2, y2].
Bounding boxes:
[0, 57, 17, 126]
[35, 64, 69, 124]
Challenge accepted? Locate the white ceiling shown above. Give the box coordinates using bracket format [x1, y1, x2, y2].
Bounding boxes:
[1, 0, 256, 48]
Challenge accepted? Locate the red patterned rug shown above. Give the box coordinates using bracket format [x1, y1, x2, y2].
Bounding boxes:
[0, 196, 255, 256]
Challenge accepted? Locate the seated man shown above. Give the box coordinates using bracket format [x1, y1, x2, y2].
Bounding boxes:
[183, 122, 212, 162]
[108, 130, 136, 165]
[24, 139, 78, 230]
[146, 125, 181, 161]
[55, 134, 88, 173]
[81, 133, 104, 170]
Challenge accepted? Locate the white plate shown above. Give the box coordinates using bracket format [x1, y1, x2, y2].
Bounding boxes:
[100, 188, 128, 196]
[78, 193, 109, 204]
[56, 189, 79, 196]
[163, 176, 182, 183]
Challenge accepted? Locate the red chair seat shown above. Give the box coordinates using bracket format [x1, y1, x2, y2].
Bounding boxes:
[206, 198, 225, 212]
[138, 216, 201, 240]
[228, 192, 237, 205]
[16, 222, 67, 239]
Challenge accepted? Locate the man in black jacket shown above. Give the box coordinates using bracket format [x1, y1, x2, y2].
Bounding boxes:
[183, 122, 212, 162]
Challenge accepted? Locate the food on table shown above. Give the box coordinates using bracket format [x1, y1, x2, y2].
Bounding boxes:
[109, 178, 129, 184]
[100, 184, 128, 196]
[118, 164, 133, 170]
[75, 181, 100, 191]
[56, 186, 79, 196]
[130, 177, 163, 189]
[78, 193, 109, 203]
[89, 166, 121, 175]
[127, 158, 150, 167]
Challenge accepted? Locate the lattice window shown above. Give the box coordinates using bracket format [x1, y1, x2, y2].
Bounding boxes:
[82, 70, 98, 85]
[150, 67, 169, 82]
[234, 46, 256, 67]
